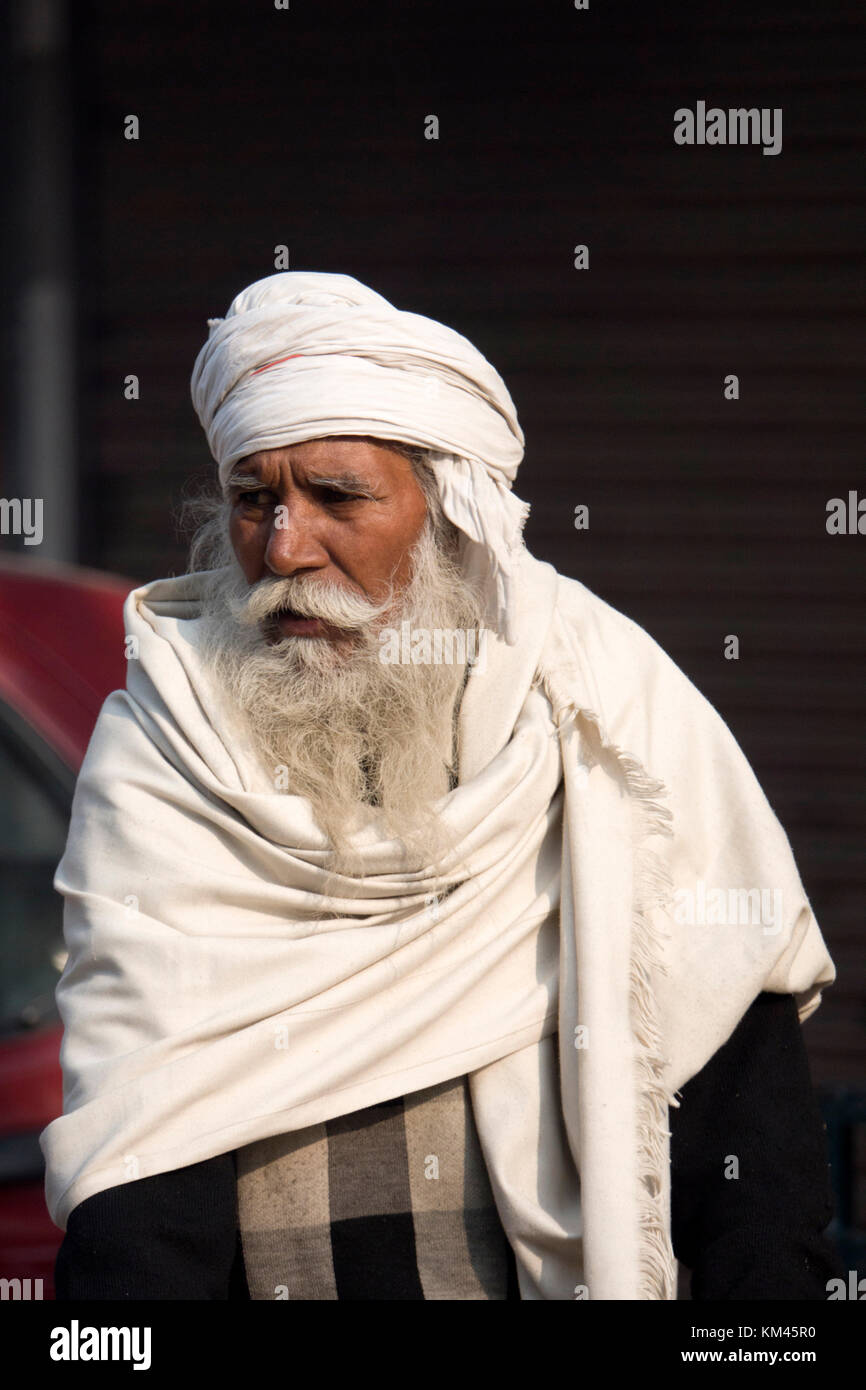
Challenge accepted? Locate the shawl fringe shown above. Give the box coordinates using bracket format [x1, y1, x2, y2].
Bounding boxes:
[539, 676, 679, 1300]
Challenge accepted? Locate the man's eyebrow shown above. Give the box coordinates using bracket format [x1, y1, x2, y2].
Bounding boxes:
[306, 471, 377, 495]
[225, 471, 264, 490]
[224, 467, 378, 497]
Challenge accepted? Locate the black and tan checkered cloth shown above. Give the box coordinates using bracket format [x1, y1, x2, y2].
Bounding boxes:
[235, 1072, 520, 1299]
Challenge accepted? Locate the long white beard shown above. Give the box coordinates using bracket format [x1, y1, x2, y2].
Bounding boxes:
[196, 521, 484, 876]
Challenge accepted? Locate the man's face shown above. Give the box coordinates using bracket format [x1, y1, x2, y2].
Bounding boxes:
[197, 436, 482, 866]
[227, 436, 428, 641]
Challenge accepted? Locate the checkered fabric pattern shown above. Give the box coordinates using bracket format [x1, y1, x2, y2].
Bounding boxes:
[235, 1072, 520, 1299]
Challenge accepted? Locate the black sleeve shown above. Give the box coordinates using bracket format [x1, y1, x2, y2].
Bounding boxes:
[669, 990, 846, 1300]
[54, 1151, 249, 1300]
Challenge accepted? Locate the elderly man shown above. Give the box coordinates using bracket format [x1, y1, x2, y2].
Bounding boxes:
[43, 271, 843, 1301]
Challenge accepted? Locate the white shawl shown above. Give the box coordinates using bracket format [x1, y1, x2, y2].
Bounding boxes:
[40, 547, 834, 1299]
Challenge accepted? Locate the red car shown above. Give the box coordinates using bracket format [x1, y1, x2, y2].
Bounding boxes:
[0, 557, 131, 1298]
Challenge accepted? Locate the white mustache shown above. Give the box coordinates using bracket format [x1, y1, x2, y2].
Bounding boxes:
[228, 574, 394, 631]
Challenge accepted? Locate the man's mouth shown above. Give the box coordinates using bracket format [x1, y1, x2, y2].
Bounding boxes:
[269, 607, 355, 640]
[271, 607, 327, 638]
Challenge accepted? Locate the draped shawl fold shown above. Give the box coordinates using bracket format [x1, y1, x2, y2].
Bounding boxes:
[40, 548, 834, 1299]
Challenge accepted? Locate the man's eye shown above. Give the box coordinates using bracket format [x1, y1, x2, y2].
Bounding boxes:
[316, 486, 359, 504]
[236, 490, 271, 507]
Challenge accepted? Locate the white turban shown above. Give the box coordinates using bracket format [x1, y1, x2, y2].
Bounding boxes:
[190, 271, 530, 643]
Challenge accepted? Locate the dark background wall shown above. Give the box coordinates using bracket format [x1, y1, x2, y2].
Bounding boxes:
[2, 1, 864, 1116]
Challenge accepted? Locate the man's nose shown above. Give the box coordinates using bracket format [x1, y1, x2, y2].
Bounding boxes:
[263, 498, 330, 576]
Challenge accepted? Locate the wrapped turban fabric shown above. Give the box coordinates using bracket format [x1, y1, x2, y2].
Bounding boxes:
[190, 271, 530, 643]
[41, 272, 836, 1300]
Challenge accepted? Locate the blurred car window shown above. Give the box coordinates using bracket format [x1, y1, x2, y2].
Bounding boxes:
[0, 714, 70, 1037]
